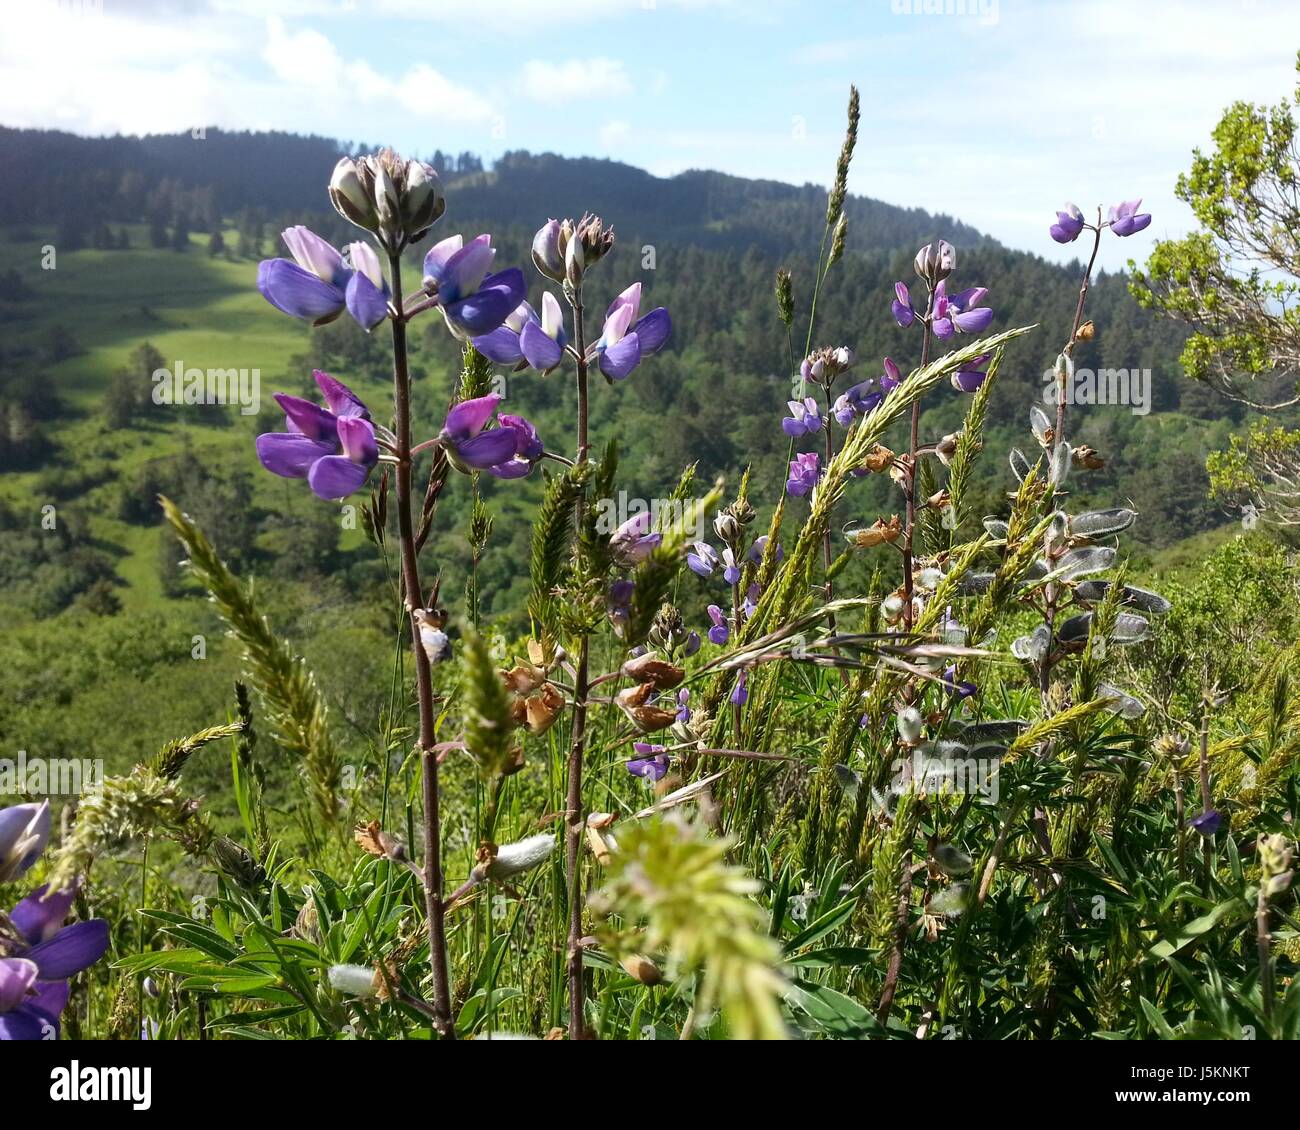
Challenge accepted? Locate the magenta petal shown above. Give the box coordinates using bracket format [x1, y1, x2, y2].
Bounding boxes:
[307, 455, 371, 499]
[11, 885, 77, 946]
[455, 428, 520, 470]
[519, 320, 563, 370]
[257, 259, 346, 323]
[336, 416, 378, 466]
[599, 333, 642, 380]
[256, 433, 334, 478]
[26, 920, 109, 980]
[443, 393, 502, 441]
[313, 371, 369, 419]
[274, 393, 335, 440]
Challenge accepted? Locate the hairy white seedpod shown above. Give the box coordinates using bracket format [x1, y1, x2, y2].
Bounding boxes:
[896, 706, 924, 745]
[917, 567, 943, 592]
[881, 593, 905, 622]
[486, 833, 556, 880]
[328, 964, 379, 998]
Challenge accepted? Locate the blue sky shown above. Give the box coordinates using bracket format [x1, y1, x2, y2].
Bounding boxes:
[5, 0, 1300, 269]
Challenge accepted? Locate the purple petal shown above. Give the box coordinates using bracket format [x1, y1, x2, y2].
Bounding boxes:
[519, 320, 564, 370]
[336, 416, 378, 466]
[26, 920, 110, 981]
[256, 259, 346, 324]
[256, 432, 335, 479]
[953, 308, 994, 334]
[345, 271, 389, 331]
[471, 326, 524, 364]
[454, 428, 520, 470]
[313, 371, 368, 418]
[442, 234, 495, 300]
[11, 885, 77, 946]
[274, 393, 335, 441]
[444, 269, 526, 336]
[307, 455, 371, 499]
[632, 308, 671, 355]
[891, 300, 914, 327]
[0, 1007, 49, 1041]
[0, 801, 48, 877]
[0, 958, 38, 1012]
[599, 333, 642, 380]
[443, 393, 502, 441]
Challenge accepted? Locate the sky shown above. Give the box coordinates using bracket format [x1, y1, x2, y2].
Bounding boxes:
[5, 0, 1299, 270]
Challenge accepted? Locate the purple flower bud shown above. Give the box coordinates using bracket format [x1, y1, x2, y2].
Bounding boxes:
[675, 687, 692, 721]
[687, 541, 719, 578]
[1190, 809, 1221, 837]
[729, 670, 748, 707]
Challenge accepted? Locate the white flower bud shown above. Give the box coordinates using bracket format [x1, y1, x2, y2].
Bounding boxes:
[896, 706, 924, 745]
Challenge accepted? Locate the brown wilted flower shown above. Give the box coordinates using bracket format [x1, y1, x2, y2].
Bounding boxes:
[858, 444, 895, 473]
[846, 514, 902, 549]
[888, 453, 914, 489]
[1075, 319, 1096, 342]
[621, 651, 685, 690]
[926, 489, 951, 511]
[619, 954, 662, 985]
[1073, 444, 1105, 470]
[354, 820, 405, 860]
[502, 641, 566, 734]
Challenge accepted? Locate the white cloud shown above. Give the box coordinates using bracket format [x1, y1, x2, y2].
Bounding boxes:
[521, 58, 634, 105]
[600, 119, 632, 149]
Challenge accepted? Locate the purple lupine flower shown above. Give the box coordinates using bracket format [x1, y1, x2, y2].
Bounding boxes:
[682, 631, 701, 658]
[256, 371, 378, 500]
[932, 281, 993, 339]
[675, 688, 692, 722]
[1108, 199, 1151, 237]
[832, 379, 883, 426]
[343, 241, 391, 331]
[706, 605, 729, 645]
[423, 234, 526, 339]
[879, 356, 902, 392]
[729, 671, 748, 707]
[942, 665, 978, 699]
[747, 535, 782, 565]
[591, 283, 671, 381]
[627, 742, 671, 781]
[257, 226, 355, 326]
[472, 292, 568, 373]
[687, 541, 719, 578]
[782, 397, 823, 437]
[891, 281, 916, 327]
[786, 451, 822, 498]
[437, 393, 519, 475]
[1190, 809, 1221, 837]
[1050, 203, 1086, 244]
[610, 512, 661, 564]
[950, 352, 992, 393]
[608, 579, 634, 636]
[489, 414, 544, 479]
[0, 884, 109, 1040]
[0, 801, 49, 883]
[741, 582, 760, 619]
